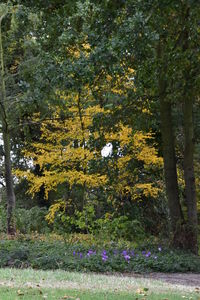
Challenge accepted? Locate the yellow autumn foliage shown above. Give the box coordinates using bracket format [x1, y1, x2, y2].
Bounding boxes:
[45, 201, 66, 224]
[15, 45, 164, 223]
[104, 124, 163, 200]
[16, 86, 108, 199]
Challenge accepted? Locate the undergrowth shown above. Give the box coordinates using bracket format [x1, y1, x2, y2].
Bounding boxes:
[0, 234, 199, 273]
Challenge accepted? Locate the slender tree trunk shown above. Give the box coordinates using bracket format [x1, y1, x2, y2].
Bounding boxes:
[183, 97, 198, 254]
[3, 130, 16, 235]
[0, 16, 16, 235]
[158, 40, 184, 247]
[180, 5, 198, 254]
[160, 97, 184, 245]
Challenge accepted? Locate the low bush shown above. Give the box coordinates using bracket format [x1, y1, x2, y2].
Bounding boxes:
[0, 237, 199, 273]
[15, 206, 50, 234]
[0, 206, 50, 234]
[52, 205, 145, 242]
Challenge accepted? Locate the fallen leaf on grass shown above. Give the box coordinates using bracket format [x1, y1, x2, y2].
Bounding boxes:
[136, 290, 147, 297]
[17, 290, 24, 296]
[136, 288, 148, 296]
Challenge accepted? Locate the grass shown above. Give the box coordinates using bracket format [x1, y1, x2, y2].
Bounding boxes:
[0, 268, 199, 300]
[0, 286, 198, 300]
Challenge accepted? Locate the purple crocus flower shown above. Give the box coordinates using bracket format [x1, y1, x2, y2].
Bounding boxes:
[87, 249, 95, 257]
[101, 250, 108, 262]
[142, 251, 146, 255]
[145, 251, 151, 258]
[102, 255, 108, 261]
[79, 253, 83, 259]
[124, 254, 131, 262]
[73, 251, 76, 256]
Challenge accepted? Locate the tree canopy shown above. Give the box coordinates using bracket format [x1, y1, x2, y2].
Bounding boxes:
[0, 0, 199, 254]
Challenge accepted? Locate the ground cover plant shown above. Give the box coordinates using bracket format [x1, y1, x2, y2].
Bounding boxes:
[0, 235, 200, 273]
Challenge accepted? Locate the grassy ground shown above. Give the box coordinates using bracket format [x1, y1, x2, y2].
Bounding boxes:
[0, 268, 199, 300]
[0, 286, 198, 300]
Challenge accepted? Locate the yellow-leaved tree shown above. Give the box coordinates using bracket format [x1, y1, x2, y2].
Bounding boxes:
[102, 123, 163, 204]
[16, 87, 108, 223]
[16, 38, 163, 228]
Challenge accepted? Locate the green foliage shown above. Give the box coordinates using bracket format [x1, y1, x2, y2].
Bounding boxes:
[95, 215, 145, 241]
[51, 203, 96, 235]
[0, 0, 198, 251]
[15, 206, 49, 234]
[0, 205, 49, 235]
[0, 237, 199, 273]
[51, 203, 145, 241]
[0, 205, 7, 233]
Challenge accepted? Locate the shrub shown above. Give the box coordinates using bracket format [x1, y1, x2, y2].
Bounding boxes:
[15, 206, 50, 234]
[95, 215, 145, 241]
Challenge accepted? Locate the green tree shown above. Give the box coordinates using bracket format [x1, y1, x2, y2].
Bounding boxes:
[113, 0, 200, 252]
[0, 3, 16, 235]
[0, 2, 45, 233]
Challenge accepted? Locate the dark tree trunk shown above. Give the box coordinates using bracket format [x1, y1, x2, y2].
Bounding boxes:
[0, 14, 16, 235]
[3, 130, 16, 235]
[183, 97, 198, 254]
[160, 97, 184, 246]
[158, 40, 184, 247]
[179, 4, 198, 254]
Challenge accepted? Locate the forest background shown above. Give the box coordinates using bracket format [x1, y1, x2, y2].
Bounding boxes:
[0, 0, 200, 272]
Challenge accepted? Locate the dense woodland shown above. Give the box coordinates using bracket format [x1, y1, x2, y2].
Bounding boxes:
[0, 0, 200, 261]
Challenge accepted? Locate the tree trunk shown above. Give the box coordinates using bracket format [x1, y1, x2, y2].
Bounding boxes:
[0, 15, 16, 235]
[160, 97, 184, 246]
[3, 130, 16, 235]
[183, 97, 198, 254]
[180, 4, 198, 254]
[158, 40, 184, 247]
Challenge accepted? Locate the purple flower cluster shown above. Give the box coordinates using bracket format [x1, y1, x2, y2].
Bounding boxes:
[122, 250, 131, 263]
[87, 249, 96, 257]
[102, 250, 108, 261]
[145, 251, 151, 258]
[72, 246, 162, 262]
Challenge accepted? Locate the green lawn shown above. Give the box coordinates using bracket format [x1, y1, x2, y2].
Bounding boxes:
[0, 268, 198, 300]
[0, 287, 198, 300]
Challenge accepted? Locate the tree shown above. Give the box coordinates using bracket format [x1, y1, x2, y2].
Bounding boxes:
[0, 3, 16, 235]
[15, 0, 166, 235]
[112, 0, 200, 252]
[0, 2, 45, 233]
